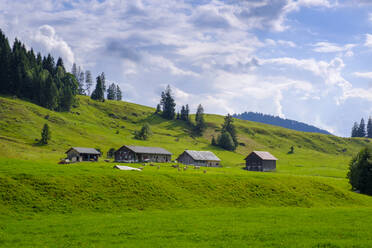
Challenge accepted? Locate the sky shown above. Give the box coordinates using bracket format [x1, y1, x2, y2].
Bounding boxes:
[1, 0, 372, 136]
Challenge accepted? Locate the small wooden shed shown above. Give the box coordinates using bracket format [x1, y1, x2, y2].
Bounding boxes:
[114, 145, 172, 163]
[245, 151, 277, 172]
[65, 147, 101, 162]
[177, 150, 221, 167]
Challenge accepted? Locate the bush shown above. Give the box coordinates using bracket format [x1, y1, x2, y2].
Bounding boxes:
[347, 147, 372, 195]
[134, 123, 153, 140]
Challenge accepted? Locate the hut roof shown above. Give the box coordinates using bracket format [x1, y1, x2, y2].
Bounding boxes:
[246, 151, 278, 161]
[122, 145, 172, 155]
[66, 147, 101, 155]
[183, 150, 221, 161]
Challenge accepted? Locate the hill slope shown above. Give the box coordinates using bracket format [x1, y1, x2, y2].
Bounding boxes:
[1, 95, 372, 214]
[233, 111, 332, 135]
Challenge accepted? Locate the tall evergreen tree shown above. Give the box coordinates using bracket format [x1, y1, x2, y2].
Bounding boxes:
[40, 123, 51, 145]
[85, 70, 93, 96]
[56, 57, 65, 73]
[195, 104, 206, 135]
[107, 83, 116, 100]
[91, 75, 104, 101]
[367, 117, 372, 138]
[218, 132, 235, 151]
[358, 118, 366, 137]
[71, 63, 78, 79]
[0, 29, 11, 94]
[185, 104, 190, 121]
[160, 85, 176, 120]
[220, 114, 238, 150]
[116, 85, 122, 100]
[78, 69, 85, 95]
[155, 104, 161, 114]
[352, 122, 359, 137]
[100, 72, 106, 92]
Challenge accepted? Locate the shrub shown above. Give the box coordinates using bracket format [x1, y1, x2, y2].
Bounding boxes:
[135, 123, 153, 140]
[347, 147, 372, 195]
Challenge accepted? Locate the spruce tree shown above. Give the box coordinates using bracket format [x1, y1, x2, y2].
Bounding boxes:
[367, 117, 372, 138]
[351, 122, 359, 137]
[185, 104, 190, 121]
[358, 118, 366, 137]
[85, 70, 93, 96]
[155, 104, 161, 114]
[107, 83, 116, 100]
[91, 75, 104, 101]
[116, 85, 122, 100]
[218, 132, 235, 151]
[160, 85, 176, 119]
[222, 114, 238, 149]
[40, 123, 51, 145]
[78, 69, 85, 95]
[56, 57, 65, 73]
[195, 104, 206, 135]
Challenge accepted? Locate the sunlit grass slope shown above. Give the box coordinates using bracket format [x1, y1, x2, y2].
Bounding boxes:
[0, 95, 370, 178]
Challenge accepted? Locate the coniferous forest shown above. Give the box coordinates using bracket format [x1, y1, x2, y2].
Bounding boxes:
[0, 29, 122, 112]
[0, 29, 78, 112]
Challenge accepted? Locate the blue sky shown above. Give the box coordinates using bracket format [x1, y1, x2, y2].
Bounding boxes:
[1, 0, 372, 136]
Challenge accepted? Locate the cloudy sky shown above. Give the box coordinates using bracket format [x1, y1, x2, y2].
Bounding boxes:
[1, 0, 372, 136]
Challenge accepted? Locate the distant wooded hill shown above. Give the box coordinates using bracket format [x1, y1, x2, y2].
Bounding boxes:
[233, 112, 332, 135]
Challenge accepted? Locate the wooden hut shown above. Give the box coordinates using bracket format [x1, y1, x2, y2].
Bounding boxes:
[177, 150, 221, 167]
[65, 147, 101, 162]
[114, 145, 172, 163]
[245, 151, 277, 171]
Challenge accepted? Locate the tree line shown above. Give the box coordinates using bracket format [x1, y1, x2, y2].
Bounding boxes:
[351, 118, 372, 138]
[156, 85, 206, 136]
[0, 29, 78, 111]
[0, 28, 123, 112]
[156, 85, 238, 151]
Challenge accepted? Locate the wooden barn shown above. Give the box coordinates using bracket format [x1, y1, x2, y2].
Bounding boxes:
[65, 147, 101, 162]
[177, 150, 221, 167]
[245, 151, 278, 172]
[114, 145, 172, 163]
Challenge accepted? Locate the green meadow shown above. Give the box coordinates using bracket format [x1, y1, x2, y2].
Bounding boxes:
[1, 95, 372, 247]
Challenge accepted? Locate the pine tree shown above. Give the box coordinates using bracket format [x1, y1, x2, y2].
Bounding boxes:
[185, 104, 189, 121]
[358, 118, 366, 137]
[85, 70, 93, 96]
[44, 75, 59, 110]
[0, 29, 11, 94]
[155, 104, 161, 114]
[107, 83, 116, 100]
[160, 85, 176, 120]
[176, 112, 180, 120]
[71, 63, 77, 78]
[77, 69, 85, 95]
[367, 117, 372, 138]
[116, 85, 122, 100]
[91, 75, 104, 101]
[195, 104, 206, 135]
[100, 72, 106, 92]
[222, 114, 238, 149]
[352, 122, 359, 137]
[218, 132, 235, 151]
[40, 123, 51, 145]
[56, 57, 65, 73]
[180, 105, 186, 120]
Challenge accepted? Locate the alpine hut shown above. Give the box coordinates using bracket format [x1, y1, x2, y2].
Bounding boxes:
[65, 147, 101, 162]
[177, 150, 221, 167]
[244, 151, 277, 171]
[114, 145, 172, 163]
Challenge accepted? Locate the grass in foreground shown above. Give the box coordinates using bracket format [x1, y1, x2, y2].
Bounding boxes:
[1, 207, 372, 248]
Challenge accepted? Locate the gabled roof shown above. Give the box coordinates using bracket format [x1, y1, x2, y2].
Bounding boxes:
[183, 150, 221, 161]
[245, 151, 278, 161]
[66, 147, 101, 155]
[120, 145, 172, 155]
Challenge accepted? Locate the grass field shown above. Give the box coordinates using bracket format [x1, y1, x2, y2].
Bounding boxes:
[1, 96, 372, 247]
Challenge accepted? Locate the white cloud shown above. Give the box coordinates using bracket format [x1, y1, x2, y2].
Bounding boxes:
[354, 72, 372, 79]
[278, 40, 296, 47]
[365, 34, 372, 47]
[32, 25, 75, 68]
[312, 42, 355, 53]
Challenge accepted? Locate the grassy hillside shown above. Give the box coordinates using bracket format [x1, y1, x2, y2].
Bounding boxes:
[2, 95, 372, 247]
[0, 95, 370, 178]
